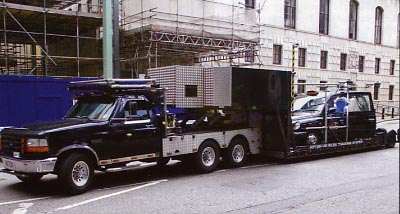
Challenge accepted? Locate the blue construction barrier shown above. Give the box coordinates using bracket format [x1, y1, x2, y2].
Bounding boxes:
[0, 76, 95, 127]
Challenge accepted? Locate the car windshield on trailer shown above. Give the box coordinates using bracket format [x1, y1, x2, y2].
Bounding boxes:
[294, 97, 325, 113]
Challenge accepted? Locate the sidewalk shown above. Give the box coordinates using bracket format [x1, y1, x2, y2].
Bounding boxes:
[376, 115, 399, 123]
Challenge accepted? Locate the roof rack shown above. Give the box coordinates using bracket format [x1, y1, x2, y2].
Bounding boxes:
[69, 79, 157, 91]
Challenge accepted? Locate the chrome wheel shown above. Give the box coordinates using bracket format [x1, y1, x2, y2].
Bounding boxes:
[72, 161, 90, 187]
[232, 144, 245, 163]
[201, 147, 216, 167]
[307, 133, 318, 145]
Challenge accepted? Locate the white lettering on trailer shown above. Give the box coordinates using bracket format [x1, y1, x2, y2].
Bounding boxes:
[309, 140, 364, 149]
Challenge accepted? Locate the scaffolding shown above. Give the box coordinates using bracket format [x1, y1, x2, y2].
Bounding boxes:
[0, 0, 102, 77]
[119, 0, 262, 78]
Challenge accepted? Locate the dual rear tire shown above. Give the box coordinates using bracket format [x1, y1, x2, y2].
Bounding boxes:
[194, 138, 248, 173]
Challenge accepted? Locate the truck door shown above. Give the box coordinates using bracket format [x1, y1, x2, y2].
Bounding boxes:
[102, 100, 161, 159]
[347, 93, 376, 140]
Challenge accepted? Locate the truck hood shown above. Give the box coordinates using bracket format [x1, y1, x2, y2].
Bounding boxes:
[2, 119, 108, 136]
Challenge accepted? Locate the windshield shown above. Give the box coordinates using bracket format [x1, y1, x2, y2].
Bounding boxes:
[65, 98, 116, 121]
[294, 97, 325, 113]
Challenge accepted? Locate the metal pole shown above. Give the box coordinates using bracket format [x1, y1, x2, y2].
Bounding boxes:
[291, 44, 298, 110]
[346, 84, 349, 142]
[76, 15, 80, 77]
[3, 0, 8, 75]
[43, 0, 48, 76]
[324, 90, 328, 143]
[113, 0, 120, 78]
[103, 0, 113, 79]
[163, 88, 168, 138]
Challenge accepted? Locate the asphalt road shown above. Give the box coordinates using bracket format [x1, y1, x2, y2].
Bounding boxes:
[0, 144, 398, 214]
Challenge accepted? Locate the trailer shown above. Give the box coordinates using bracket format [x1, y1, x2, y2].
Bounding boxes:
[0, 67, 395, 194]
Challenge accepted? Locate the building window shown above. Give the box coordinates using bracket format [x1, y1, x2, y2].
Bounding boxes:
[398, 13, 400, 47]
[245, 0, 255, 9]
[358, 56, 364, 72]
[319, 0, 329, 34]
[373, 84, 379, 100]
[374, 7, 383, 44]
[284, 0, 296, 29]
[390, 60, 395, 75]
[298, 48, 306, 67]
[340, 53, 347, 71]
[273, 45, 282, 65]
[375, 58, 380, 74]
[245, 50, 255, 63]
[349, 0, 358, 39]
[320, 51, 328, 69]
[87, 0, 92, 12]
[389, 85, 394, 101]
[297, 79, 306, 94]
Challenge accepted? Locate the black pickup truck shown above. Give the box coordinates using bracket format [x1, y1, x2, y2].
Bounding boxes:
[0, 79, 167, 194]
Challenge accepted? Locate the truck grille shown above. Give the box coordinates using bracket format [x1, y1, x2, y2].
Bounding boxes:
[1, 136, 22, 155]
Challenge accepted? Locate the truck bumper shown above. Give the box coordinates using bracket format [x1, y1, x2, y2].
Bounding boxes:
[0, 157, 57, 174]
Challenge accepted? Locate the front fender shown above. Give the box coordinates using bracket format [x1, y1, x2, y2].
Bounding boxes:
[56, 144, 99, 163]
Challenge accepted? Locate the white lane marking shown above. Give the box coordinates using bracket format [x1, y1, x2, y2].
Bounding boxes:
[12, 202, 33, 214]
[0, 197, 52, 206]
[55, 179, 168, 211]
[239, 163, 276, 169]
[215, 169, 227, 173]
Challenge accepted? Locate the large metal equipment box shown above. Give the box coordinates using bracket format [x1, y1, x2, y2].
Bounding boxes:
[148, 66, 232, 108]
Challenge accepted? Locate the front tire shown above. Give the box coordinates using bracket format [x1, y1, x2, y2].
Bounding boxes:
[17, 174, 43, 184]
[58, 153, 94, 195]
[194, 140, 220, 173]
[224, 138, 248, 167]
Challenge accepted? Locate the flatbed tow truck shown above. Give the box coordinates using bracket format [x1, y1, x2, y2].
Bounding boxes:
[0, 67, 396, 194]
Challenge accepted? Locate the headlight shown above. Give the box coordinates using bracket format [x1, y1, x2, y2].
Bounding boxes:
[25, 138, 49, 153]
[26, 138, 48, 147]
[293, 122, 301, 130]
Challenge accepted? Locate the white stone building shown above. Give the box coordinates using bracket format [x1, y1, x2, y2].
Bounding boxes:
[120, 0, 399, 106]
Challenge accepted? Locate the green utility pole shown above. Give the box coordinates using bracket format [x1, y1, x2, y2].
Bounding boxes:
[103, 0, 113, 79]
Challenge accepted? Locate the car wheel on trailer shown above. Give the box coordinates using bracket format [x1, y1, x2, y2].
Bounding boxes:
[224, 137, 248, 167]
[194, 140, 220, 173]
[58, 153, 94, 195]
[386, 131, 396, 148]
[17, 174, 43, 184]
[306, 132, 319, 145]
